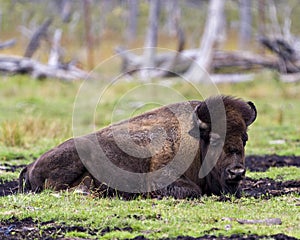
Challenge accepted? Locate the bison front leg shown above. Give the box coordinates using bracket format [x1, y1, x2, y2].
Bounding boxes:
[152, 175, 201, 199]
[69, 171, 98, 195]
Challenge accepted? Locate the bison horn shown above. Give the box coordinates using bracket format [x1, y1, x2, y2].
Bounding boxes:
[192, 105, 209, 130]
[189, 106, 209, 139]
[245, 101, 257, 126]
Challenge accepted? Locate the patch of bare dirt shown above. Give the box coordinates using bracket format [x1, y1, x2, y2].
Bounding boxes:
[0, 180, 18, 197]
[241, 177, 300, 198]
[0, 216, 133, 240]
[0, 163, 25, 196]
[245, 155, 300, 172]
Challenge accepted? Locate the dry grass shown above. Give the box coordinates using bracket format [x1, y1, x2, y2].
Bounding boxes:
[0, 117, 70, 147]
[0, 121, 24, 147]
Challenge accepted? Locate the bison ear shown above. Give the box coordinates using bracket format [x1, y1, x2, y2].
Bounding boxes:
[244, 101, 257, 126]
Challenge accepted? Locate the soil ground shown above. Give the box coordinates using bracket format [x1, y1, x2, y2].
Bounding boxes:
[0, 155, 299, 240]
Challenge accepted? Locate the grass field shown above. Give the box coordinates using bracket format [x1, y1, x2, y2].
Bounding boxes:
[0, 72, 300, 239]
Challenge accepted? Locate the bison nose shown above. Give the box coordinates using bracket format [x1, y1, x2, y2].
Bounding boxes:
[226, 165, 246, 181]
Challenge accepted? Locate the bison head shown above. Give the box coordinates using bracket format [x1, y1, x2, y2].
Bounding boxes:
[192, 96, 257, 196]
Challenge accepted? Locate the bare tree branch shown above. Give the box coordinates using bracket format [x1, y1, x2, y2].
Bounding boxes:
[24, 18, 52, 58]
[0, 39, 16, 50]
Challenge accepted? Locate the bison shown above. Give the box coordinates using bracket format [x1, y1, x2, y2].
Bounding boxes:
[19, 95, 257, 199]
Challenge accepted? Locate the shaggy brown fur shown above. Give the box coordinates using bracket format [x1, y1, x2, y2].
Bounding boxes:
[19, 96, 256, 199]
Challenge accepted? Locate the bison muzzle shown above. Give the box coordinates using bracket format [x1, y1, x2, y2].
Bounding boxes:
[19, 95, 257, 199]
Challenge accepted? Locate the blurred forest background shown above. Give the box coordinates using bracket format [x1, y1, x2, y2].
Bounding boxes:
[1, 0, 300, 82]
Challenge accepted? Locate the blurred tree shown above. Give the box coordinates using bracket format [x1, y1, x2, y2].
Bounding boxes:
[83, 0, 94, 69]
[48, 29, 63, 67]
[142, 0, 161, 78]
[61, 0, 72, 23]
[99, 0, 114, 35]
[126, 0, 138, 43]
[184, 0, 225, 83]
[50, 0, 69, 22]
[268, 0, 282, 38]
[258, 0, 266, 53]
[164, 0, 181, 37]
[258, 0, 266, 38]
[239, 0, 252, 50]
[24, 18, 52, 58]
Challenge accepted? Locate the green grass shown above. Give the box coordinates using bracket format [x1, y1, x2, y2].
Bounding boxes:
[0, 192, 299, 239]
[0, 171, 17, 182]
[247, 167, 300, 181]
[0, 73, 299, 239]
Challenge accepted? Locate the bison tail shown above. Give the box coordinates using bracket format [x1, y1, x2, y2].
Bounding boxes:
[18, 167, 31, 193]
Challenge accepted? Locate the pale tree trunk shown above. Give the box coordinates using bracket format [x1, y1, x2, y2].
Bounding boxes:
[164, 0, 180, 37]
[258, 0, 266, 54]
[126, 0, 138, 43]
[99, 0, 114, 36]
[141, 0, 161, 79]
[48, 29, 62, 67]
[268, 0, 282, 38]
[50, 0, 72, 23]
[239, 0, 252, 50]
[61, 0, 72, 23]
[258, 0, 266, 36]
[83, 0, 94, 70]
[184, 0, 225, 83]
[282, 4, 293, 43]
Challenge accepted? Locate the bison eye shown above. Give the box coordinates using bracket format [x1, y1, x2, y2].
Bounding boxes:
[242, 133, 248, 146]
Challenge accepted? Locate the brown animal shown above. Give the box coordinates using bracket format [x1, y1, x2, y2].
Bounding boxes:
[19, 96, 257, 198]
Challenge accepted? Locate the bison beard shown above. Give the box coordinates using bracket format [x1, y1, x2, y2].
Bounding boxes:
[19, 95, 257, 199]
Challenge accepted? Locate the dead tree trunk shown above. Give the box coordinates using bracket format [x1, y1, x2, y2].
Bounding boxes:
[239, 0, 252, 50]
[164, 0, 180, 37]
[184, 0, 225, 83]
[258, 0, 266, 54]
[141, 0, 161, 79]
[83, 0, 94, 70]
[268, 0, 282, 38]
[48, 29, 63, 67]
[61, 0, 72, 23]
[24, 18, 52, 58]
[126, 0, 138, 42]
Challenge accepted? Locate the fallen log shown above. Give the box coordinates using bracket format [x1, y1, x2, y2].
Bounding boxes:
[0, 54, 89, 81]
[212, 51, 278, 71]
[115, 47, 279, 77]
[210, 74, 255, 83]
[280, 73, 300, 83]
